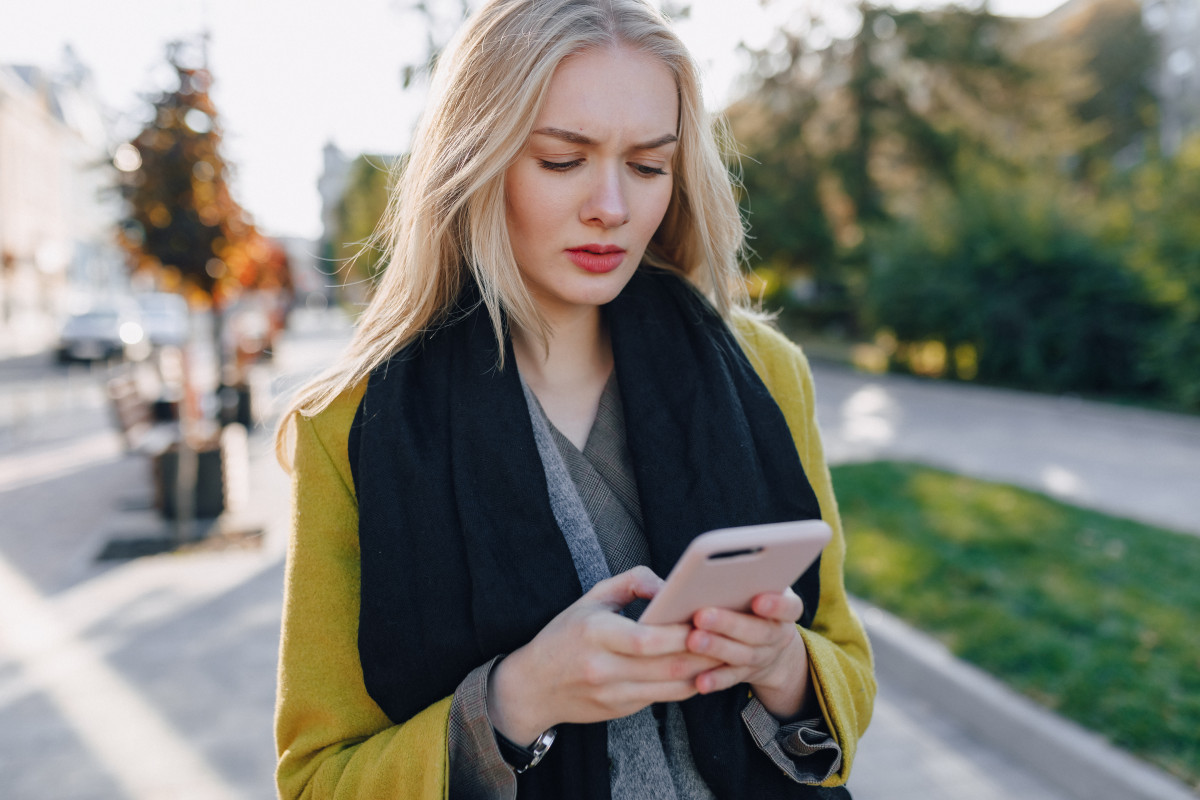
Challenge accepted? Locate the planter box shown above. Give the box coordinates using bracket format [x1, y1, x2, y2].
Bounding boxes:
[218, 383, 254, 428]
[154, 444, 225, 520]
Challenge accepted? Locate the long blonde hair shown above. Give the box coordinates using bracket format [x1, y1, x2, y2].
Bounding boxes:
[277, 0, 747, 465]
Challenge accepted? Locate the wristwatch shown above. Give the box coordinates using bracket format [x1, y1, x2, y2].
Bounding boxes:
[496, 726, 557, 774]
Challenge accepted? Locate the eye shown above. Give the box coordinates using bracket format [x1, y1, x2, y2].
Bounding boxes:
[538, 158, 583, 172]
[631, 163, 668, 177]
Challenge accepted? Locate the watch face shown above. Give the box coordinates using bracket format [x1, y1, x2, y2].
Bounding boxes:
[531, 727, 556, 754]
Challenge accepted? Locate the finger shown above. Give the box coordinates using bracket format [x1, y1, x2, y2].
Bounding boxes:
[693, 606, 779, 647]
[586, 566, 664, 611]
[598, 679, 701, 712]
[607, 620, 694, 657]
[605, 651, 722, 683]
[694, 663, 754, 695]
[686, 628, 761, 668]
[630, 679, 703, 705]
[750, 588, 805, 622]
[573, 651, 717, 703]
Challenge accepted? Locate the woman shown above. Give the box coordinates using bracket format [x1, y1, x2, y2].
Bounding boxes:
[274, 0, 874, 797]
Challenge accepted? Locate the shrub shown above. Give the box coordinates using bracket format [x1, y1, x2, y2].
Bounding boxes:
[1122, 136, 1200, 410]
[865, 165, 1165, 397]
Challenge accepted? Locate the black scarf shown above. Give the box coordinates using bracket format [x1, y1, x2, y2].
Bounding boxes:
[349, 269, 846, 798]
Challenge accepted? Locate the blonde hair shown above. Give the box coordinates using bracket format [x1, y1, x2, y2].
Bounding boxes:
[276, 0, 747, 465]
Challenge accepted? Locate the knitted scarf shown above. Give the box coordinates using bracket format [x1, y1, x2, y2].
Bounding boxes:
[349, 268, 838, 798]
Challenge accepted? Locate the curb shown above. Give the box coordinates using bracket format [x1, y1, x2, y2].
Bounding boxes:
[852, 597, 1198, 800]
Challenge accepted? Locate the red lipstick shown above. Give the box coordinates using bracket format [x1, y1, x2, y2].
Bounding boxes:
[566, 244, 626, 273]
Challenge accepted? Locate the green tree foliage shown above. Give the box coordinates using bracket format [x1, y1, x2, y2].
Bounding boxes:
[1108, 134, 1200, 409]
[399, 0, 473, 89]
[729, 95, 835, 289]
[332, 155, 399, 290]
[116, 43, 290, 309]
[728, 1, 1193, 409]
[729, 1, 1087, 331]
[1056, 0, 1159, 169]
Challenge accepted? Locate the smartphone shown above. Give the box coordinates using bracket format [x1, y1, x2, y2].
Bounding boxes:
[637, 520, 832, 626]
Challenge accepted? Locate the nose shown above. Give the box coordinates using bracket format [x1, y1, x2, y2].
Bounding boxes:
[580, 164, 629, 228]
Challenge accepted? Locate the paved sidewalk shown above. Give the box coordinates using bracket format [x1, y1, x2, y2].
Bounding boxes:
[1, 324, 1195, 799]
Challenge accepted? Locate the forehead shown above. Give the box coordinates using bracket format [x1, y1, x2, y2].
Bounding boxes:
[533, 45, 678, 144]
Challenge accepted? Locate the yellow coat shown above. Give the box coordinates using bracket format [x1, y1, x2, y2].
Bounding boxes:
[274, 316, 876, 799]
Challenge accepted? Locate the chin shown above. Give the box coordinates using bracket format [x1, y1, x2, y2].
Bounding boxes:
[537, 268, 635, 310]
[573, 270, 638, 306]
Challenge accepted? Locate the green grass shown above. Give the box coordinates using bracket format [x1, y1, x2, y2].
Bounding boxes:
[832, 461, 1200, 789]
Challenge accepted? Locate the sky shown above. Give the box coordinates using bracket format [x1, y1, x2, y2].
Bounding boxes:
[0, 0, 1064, 241]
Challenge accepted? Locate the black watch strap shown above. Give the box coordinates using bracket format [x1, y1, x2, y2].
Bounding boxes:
[495, 727, 557, 773]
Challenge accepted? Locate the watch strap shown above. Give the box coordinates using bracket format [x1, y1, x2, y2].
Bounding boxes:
[495, 726, 557, 773]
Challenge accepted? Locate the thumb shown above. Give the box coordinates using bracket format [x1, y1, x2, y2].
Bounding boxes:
[586, 566, 664, 610]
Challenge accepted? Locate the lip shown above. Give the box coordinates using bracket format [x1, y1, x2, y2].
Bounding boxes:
[566, 244, 626, 274]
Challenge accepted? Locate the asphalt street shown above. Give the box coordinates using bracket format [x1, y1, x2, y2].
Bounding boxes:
[1, 311, 1195, 799]
[811, 361, 1200, 537]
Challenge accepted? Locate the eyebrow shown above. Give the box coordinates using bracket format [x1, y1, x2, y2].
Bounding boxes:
[532, 127, 678, 151]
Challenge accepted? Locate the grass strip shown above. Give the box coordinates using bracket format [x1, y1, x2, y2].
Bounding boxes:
[832, 461, 1200, 789]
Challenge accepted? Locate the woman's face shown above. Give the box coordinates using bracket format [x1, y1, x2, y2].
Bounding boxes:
[505, 45, 678, 323]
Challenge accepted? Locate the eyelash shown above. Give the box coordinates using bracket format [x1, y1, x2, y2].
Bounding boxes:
[538, 159, 583, 172]
[633, 164, 668, 177]
[537, 159, 667, 177]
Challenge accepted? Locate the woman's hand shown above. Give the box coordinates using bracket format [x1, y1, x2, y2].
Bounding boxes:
[685, 588, 815, 720]
[487, 566, 722, 745]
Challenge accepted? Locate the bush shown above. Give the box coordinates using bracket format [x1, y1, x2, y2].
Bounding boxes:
[865, 165, 1165, 397]
[1120, 136, 1200, 410]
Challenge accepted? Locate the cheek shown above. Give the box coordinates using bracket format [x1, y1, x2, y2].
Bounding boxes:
[637, 179, 674, 237]
[504, 172, 542, 256]
[507, 170, 566, 244]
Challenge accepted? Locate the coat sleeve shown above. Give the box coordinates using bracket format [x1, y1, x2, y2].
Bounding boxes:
[735, 316, 877, 788]
[274, 394, 450, 800]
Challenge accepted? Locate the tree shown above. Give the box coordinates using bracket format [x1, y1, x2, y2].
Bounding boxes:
[399, 0, 473, 89]
[1111, 133, 1200, 409]
[728, 1, 1101, 331]
[115, 41, 291, 335]
[332, 154, 400, 300]
[1033, 0, 1159, 173]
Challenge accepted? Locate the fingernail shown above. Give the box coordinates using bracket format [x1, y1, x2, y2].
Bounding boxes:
[693, 632, 709, 651]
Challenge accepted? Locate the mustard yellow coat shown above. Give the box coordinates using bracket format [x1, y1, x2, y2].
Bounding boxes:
[274, 317, 876, 799]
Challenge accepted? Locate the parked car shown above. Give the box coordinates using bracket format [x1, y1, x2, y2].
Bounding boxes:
[135, 292, 190, 348]
[56, 305, 151, 364]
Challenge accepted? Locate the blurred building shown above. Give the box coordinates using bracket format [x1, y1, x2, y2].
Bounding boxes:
[0, 48, 125, 352]
[317, 141, 351, 268]
[1143, 0, 1200, 154]
[276, 235, 329, 307]
[316, 143, 400, 306]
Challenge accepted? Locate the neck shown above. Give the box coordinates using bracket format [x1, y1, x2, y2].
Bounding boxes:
[511, 304, 613, 450]
[511, 305, 611, 390]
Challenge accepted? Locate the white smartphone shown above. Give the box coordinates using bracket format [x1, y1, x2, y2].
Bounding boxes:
[637, 520, 832, 626]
